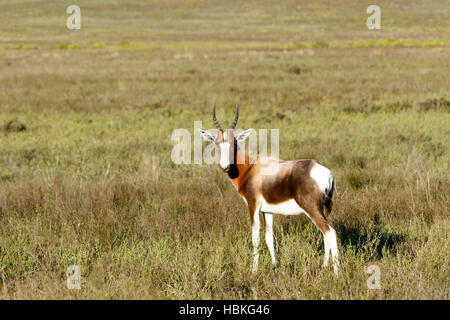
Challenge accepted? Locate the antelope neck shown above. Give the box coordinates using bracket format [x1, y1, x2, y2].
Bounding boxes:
[228, 147, 252, 189]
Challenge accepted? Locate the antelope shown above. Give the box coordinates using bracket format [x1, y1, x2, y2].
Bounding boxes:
[199, 105, 340, 274]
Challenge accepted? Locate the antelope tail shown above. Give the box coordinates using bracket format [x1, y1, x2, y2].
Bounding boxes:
[321, 171, 334, 220]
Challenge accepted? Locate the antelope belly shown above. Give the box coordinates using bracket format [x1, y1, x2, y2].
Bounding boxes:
[260, 197, 306, 215]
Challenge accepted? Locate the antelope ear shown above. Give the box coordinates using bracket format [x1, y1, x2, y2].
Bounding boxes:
[236, 129, 253, 141]
[199, 129, 215, 142]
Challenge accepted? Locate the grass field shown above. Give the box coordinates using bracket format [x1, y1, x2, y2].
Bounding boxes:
[0, 0, 449, 299]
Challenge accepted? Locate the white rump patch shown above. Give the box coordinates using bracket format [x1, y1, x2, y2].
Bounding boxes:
[259, 196, 306, 216]
[310, 163, 333, 194]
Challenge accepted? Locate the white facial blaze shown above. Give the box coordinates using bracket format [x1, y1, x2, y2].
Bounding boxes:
[219, 142, 231, 169]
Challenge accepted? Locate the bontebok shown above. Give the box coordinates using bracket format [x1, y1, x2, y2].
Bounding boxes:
[200, 105, 340, 274]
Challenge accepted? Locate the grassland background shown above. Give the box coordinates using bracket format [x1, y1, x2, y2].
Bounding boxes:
[0, 0, 449, 299]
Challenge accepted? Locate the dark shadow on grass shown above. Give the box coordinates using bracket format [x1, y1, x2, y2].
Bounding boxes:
[334, 216, 407, 259]
[274, 214, 407, 262]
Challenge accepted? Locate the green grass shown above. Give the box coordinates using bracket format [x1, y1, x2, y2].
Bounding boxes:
[0, 0, 449, 299]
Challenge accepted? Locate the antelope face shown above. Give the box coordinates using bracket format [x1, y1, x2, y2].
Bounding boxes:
[199, 104, 252, 173]
[216, 129, 235, 172]
[198, 129, 235, 172]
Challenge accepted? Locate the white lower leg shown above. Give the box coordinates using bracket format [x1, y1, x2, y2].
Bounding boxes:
[324, 227, 339, 274]
[323, 232, 330, 267]
[251, 209, 260, 273]
[264, 213, 276, 266]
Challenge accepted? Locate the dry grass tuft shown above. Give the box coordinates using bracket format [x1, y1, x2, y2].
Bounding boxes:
[0, 0, 448, 299]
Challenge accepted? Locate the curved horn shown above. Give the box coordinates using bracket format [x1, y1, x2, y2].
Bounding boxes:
[229, 104, 239, 129]
[212, 103, 223, 131]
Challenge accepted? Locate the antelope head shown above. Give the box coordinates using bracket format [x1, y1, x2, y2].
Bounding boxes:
[199, 104, 252, 172]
